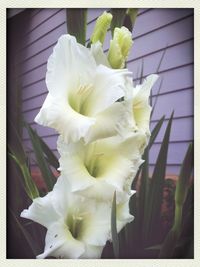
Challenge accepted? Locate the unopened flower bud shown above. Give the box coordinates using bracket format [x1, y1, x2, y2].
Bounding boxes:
[91, 11, 112, 44]
[108, 26, 133, 69]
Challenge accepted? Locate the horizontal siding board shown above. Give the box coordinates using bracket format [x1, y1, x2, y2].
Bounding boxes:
[129, 16, 193, 61]
[151, 88, 193, 121]
[19, 46, 53, 75]
[133, 8, 193, 40]
[150, 64, 193, 95]
[21, 9, 66, 49]
[22, 93, 47, 112]
[128, 39, 193, 79]
[22, 9, 62, 36]
[18, 24, 66, 63]
[23, 108, 39, 123]
[21, 64, 46, 88]
[22, 79, 46, 100]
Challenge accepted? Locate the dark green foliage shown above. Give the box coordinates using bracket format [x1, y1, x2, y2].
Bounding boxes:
[66, 9, 87, 45]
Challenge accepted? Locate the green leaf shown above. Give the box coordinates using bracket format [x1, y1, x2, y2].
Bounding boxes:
[144, 112, 174, 243]
[149, 115, 165, 149]
[159, 143, 194, 258]
[111, 191, 119, 258]
[24, 122, 56, 191]
[9, 209, 38, 256]
[66, 9, 87, 45]
[35, 132, 59, 170]
[8, 120, 26, 165]
[175, 143, 193, 206]
[110, 9, 127, 36]
[9, 152, 39, 200]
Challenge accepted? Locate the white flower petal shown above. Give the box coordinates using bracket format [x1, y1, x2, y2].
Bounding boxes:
[76, 180, 116, 202]
[84, 101, 132, 143]
[133, 104, 152, 137]
[80, 202, 110, 246]
[84, 65, 131, 116]
[35, 93, 96, 143]
[80, 245, 104, 259]
[90, 41, 110, 67]
[126, 74, 159, 136]
[20, 192, 59, 228]
[116, 196, 134, 233]
[36, 221, 85, 259]
[46, 34, 96, 97]
[59, 153, 95, 192]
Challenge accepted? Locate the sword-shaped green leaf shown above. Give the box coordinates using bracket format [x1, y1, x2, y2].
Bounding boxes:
[8, 151, 39, 200]
[24, 122, 56, 192]
[159, 143, 193, 258]
[144, 112, 174, 243]
[36, 131, 59, 170]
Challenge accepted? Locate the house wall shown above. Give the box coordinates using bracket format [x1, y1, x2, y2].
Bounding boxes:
[15, 8, 193, 175]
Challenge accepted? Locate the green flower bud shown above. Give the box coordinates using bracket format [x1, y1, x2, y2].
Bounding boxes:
[108, 26, 133, 69]
[91, 11, 112, 44]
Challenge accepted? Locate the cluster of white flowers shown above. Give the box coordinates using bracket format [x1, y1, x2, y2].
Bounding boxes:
[20, 26, 158, 259]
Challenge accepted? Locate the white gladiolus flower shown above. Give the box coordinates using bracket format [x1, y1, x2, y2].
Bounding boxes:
[21, 175, 111, 259]
[35, 34, 132, 144]
[21, 175, 135, 259]
[57, 133, 145, 202]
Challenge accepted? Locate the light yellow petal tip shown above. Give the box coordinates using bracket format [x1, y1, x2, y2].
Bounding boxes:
[108, 26, 133, 69]
[91, 11, 113, 44]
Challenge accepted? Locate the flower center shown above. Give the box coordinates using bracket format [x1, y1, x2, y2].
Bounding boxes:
[67, 213, 83, 240]
[85, 152, 104, 178]
[68, 83, 93, 116]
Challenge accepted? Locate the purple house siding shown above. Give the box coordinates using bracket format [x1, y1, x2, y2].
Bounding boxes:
[18, 8, 193, 175]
